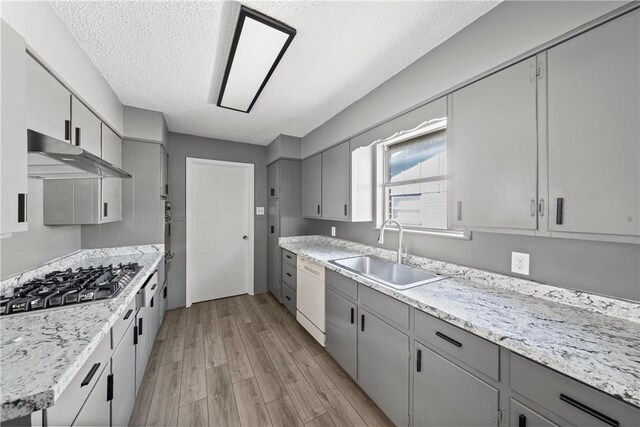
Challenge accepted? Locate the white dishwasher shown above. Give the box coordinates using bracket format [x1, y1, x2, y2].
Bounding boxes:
[296, 258, 326, 346]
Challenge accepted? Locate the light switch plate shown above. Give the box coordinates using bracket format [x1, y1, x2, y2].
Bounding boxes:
[331, 226, 336, 237]
[256, 207, 265, 215]
[511, 252, 530, 275]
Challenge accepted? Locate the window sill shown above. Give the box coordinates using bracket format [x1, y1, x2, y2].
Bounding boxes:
[373, 226, 472, 240]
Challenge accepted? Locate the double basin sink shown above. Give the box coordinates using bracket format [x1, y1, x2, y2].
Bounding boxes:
[329, 255, 446, 290]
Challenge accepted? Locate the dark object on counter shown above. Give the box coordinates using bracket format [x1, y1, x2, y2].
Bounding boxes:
[0, 263, 141, 316]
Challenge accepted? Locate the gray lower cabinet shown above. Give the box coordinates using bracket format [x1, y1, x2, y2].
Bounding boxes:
[547, 9, 639, 238]
[358, 308, 410, 427]
[111, 321, 136, 427]
[302, 154, 322, 218]
[267, 199, 281, 301]
[450, 56, 539, 231]
[325, 288, 357, 380]
[282, 283, 296, 315]
[321, 141, 350, 220]
[135, 309, 148, 393]
[510, 399, 558, 427]
[72, 365, 111, 427]
[413, 342, 499, 427]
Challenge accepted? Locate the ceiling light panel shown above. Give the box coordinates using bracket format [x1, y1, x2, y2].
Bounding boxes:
[218, 7, 296, 113]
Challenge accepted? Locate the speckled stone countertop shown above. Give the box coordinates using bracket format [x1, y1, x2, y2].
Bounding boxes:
[0, 245, 164, 421]
[280, 236, 640, 408]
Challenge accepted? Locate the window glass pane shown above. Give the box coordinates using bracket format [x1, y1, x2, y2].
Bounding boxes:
[387, 129, 447, 183]
[387, 179, 448, 229]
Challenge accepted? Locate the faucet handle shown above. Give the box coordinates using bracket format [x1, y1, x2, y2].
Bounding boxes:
[401, 246, 408, 259]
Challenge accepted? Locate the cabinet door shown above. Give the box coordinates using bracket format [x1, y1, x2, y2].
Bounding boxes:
[267, 161, 281, 199]
[112, 323, 136, 427]
[325, 288, 357, 380]
[322, 141, 350, 220]
[133, 142, 164, 244]
[26, 55, 71, 142]
[510, 399, 558, 427]
[547, 10, 639, 237]
[71, 96, 102, 157]
[160, 145, 169, 197]
[267, 199, 281, 301]
[72, 365, 111, 426]
[101, 124, 123, 222]
[450, 57, 538, 230]
[413, 342, 498, 427]
[135, 309, 149, 393]
[1, 22, 28, 234]
[302, 154, 322, 218]
[358, 309, 409, 426]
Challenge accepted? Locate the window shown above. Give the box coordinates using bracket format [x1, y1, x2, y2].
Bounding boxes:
[377, 119, 456, 233]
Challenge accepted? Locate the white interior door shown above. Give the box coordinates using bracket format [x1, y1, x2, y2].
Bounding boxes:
[186, 158, 254, 306]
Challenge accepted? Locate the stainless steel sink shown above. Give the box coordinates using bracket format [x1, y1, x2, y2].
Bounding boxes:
[330, 256, 445, 290]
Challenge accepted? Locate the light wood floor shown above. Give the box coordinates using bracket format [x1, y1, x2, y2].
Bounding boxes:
[129, 292, 393, 426]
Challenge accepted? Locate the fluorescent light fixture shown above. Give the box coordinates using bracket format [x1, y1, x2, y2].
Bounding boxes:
[217, 6, 296, 113]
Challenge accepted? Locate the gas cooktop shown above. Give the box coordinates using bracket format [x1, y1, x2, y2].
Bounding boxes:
[0, 263, 142, 316]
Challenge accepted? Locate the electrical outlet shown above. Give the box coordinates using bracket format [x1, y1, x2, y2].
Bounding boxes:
[331, 226, 336, 237]
[511, 252, 530, 275]
[256, 207, 265, 215]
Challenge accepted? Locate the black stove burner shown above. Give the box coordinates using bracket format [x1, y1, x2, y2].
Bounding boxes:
[1, 263, 141, 316]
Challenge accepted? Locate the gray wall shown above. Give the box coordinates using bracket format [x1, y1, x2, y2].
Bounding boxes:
[167, 132, 268, 308]
[301, 1, 625, 156]
[1, 179, 81, 279]
[299, 1, 639, 302]
[306, 221, 640, 301]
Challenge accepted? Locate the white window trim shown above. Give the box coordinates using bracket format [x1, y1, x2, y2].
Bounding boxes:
[373, 119, 471, 240]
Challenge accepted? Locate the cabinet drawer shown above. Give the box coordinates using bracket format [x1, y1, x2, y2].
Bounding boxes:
[46, 334, 111, 427]
[326, 269, 357, 301]
[511, 354, 640, 427]
[282, 261, 297, 290]
[358, 284, 408, 329]
[136, 271, 158, 308]
[282, 249, 296, 267]
[111, 297, 136, 350]
[282, 283, 296, 315]
[414, 310, 499, 381]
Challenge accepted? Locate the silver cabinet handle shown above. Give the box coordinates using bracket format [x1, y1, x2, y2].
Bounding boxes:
[530, 198, 536, 217]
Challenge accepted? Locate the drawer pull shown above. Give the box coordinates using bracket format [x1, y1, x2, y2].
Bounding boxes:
[139, 318, 143, 335]
[361, 314, 365, 332]
[518, 414, 526, 427]
[107, 374, 114, 402]
[151, 283, 157, 291]
[286, 273, 292, 277]
[286, 254, 292, 259]
[559, 394, 619, 427]
[435, 331, 462, 348]
[81, 363, 101, 387]
[123, 309, 133, 320]
[133, 326, 138, 345]
[350, 308, 354, 324]
[416, 348, 422, 372]
[285, 295, 291, 301]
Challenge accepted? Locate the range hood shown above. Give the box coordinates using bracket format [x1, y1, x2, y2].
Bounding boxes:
[27, 129, 132, 179]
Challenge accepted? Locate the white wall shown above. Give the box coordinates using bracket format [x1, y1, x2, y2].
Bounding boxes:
[301, 1, 626, 156]
[0, 1, 124, 135]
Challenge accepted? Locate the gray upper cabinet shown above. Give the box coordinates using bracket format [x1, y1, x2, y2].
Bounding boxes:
[413, 342, 499, 427]
[267, 161, 281, 199]
[302, 153, 322, 218]
[101, 124, 123, 222]
[450, 56, 539, 231]
[71, 96, 101, 157]
[26, 54, 71, 143]
[161, 145, 169, 197]
[1, 22, 28, 235]
[358, 308, 409, 426]
[325, 288, 358, 380]
[322, 141, 351, 220]
[547, 10, 640, 239]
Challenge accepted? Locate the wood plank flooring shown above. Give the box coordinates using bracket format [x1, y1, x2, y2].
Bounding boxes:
[130, 293, 392, 427]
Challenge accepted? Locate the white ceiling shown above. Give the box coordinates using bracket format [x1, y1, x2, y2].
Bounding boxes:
[51, 1, 500, 146]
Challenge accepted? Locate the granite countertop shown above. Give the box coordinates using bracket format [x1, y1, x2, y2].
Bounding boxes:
[0, 245, 164, 421]
[280, 236, 640, 408]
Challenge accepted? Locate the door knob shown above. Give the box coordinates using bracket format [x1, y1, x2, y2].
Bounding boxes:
[243, 235, 248, 240]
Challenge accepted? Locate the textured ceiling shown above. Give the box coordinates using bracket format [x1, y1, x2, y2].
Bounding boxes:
[51, 1, 500, 145]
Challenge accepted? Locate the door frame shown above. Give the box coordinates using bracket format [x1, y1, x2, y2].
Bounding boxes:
[186, 157, 255, 307]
